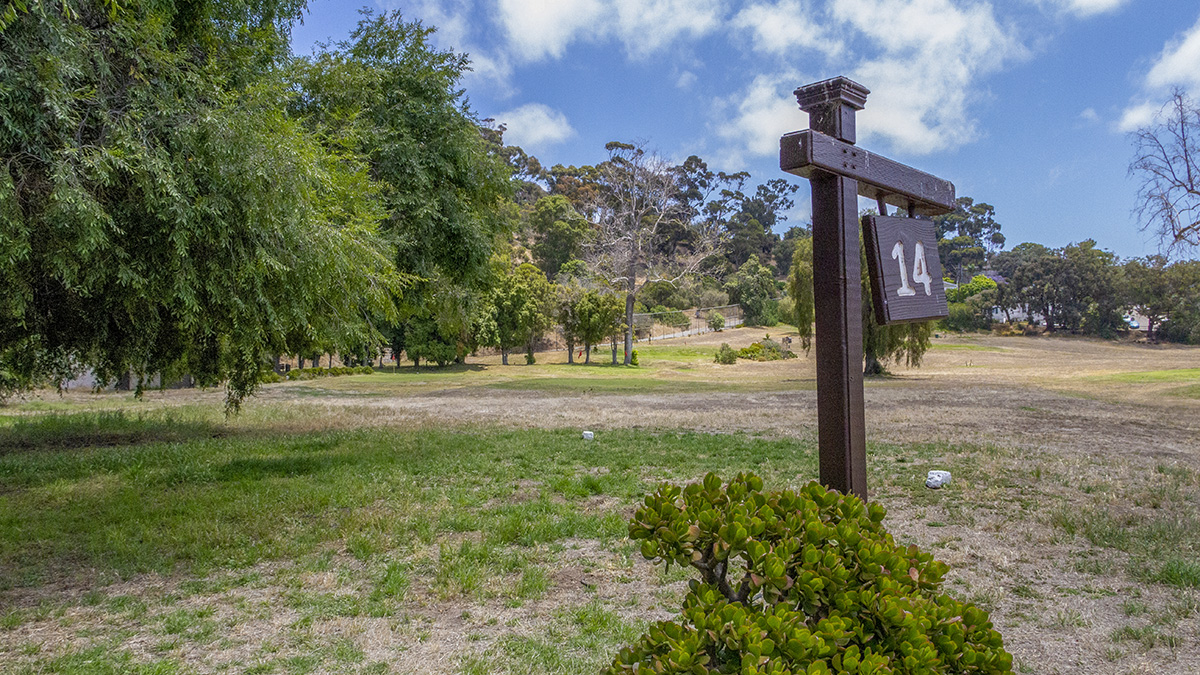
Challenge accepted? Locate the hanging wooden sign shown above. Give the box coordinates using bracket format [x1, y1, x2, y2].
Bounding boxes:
[862, 215, 948, 325]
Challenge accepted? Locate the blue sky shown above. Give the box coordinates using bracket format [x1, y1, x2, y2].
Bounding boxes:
[292, 0, 1200, 260]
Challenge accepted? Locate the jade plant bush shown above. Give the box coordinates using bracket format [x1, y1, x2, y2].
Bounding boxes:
[605, 473, 1013, 675]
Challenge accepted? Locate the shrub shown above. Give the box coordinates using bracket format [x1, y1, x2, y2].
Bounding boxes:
[630, 349, 639, 366]
[258, 371, 285, 384]
[605, 473, 1013, 675]
[738, 336, 796, 362]
[708, 312, 726, 332]
[945, 275, 997, 304]
[284, 366, 373, 381]
[714, 343, 738, 365]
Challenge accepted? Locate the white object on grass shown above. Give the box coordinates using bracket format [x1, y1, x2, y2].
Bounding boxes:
[582, 431, 594, 440]
[925, 470, 951, 489]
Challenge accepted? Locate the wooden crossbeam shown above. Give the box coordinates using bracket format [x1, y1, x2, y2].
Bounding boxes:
[780, 129, 956, 216]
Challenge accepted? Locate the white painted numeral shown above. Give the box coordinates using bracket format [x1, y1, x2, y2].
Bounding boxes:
[912, 240, 932, 295]
[892, 241, 916, 297]
[891, 240, 933, 298]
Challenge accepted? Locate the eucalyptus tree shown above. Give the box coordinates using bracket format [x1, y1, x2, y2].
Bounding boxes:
[583, 143, 723, 365]
[0, 0, 402, 409]
[1130, 89, 1200, 252]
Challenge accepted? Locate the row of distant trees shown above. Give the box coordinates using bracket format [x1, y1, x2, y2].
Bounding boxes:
[0, 4, 813, 406]
[3, 3, 1197, 404]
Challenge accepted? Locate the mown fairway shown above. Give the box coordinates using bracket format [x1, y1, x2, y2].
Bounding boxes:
[1, 328, 1199, 674]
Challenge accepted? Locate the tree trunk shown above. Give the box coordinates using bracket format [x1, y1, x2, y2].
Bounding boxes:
[1147, 317, 1156, 342]
[297, 356, 305, 369]
[502, 349, 509, 365]
[863, 353, 885, 376]
[611, 337, 618, 365]
[624, 289, 635, 365]
[567, 339, 575, 364]
[526, 344, 535, 365]
[584, 343, 592, 364]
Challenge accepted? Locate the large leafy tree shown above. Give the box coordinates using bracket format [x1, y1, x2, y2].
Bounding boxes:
[483, 262, 553, 365]
[723, 179, 801, 270]
[0, 0, 402, 408]
[934, 197, 1004, 284]
[290, 11, 515, 366]
[528, 195, 591, 278]
[1123, 255, 1172, 340]
[725, 255, 778, 327]
[576, 290, 625, 364]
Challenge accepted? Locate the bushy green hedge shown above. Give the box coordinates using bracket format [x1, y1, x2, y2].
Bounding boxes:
[606, 474, 1013, 675]
[285, 366, 374, 381]
[258, 371, 285, 384]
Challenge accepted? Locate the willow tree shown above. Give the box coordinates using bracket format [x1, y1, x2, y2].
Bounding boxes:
[0, 0, 403, 409]
[788, 235, 931, 375]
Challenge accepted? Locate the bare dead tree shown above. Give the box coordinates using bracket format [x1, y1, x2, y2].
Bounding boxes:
[583, 142, 723, 365]
[1130, 89, 1200, 252]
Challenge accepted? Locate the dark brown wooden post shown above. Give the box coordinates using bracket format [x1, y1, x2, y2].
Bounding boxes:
[795, 77, 870, 501]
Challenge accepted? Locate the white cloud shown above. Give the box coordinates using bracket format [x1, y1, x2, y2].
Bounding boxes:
[493, 103, 577, 149]
[494, 0, 723, 62]
[732, 0, 843, 59]
[1119, 14, 1200, 131]
[1116, 101, 1159, 133]
[831, 0, 1027, 154]
[611, 0, 724, 58]
[1079, 107, 1100, 123]
[494, 0, 607, 61]
[1040, 0, 1130, 18]
[391, 0, 516, 95]
[676, 70, 698, 89]
[1146, 15, 1200, 92]
[714, 72, 807, 169]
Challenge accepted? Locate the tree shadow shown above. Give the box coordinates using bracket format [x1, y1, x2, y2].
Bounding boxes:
[0, 411, 228, 455]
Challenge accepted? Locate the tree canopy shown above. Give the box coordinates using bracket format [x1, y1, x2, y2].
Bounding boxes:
[0, 0, 403, 409]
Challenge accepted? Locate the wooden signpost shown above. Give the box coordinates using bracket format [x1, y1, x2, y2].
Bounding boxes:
[779, 76, 955, 501]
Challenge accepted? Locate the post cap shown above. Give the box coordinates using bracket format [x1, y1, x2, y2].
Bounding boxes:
[793, 76, 870, 113]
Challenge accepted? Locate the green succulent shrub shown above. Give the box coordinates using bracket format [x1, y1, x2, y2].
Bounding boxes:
[606, 473, 1013, 675]
[631, 349, 640, 366]
[714, 343, 738, 365]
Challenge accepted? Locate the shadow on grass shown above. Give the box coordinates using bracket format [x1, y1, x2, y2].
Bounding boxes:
[0, 411, 227, 454]
[368, 363, 488, 375]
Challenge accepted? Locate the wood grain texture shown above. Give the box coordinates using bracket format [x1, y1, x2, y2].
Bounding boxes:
[780, 130, 956, 216]
[863, 215, 949, 325]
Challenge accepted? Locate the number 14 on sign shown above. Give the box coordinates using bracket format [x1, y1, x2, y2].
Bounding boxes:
[891, 240, 932, 297]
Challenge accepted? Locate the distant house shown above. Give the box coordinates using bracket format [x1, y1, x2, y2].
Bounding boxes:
[981, 269, 1007, 285]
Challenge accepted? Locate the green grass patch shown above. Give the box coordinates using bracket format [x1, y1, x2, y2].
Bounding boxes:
[929, 343, 1006, 352]
[1087, 368, 1200, 384]
[0, 424, 818, 589]
[1168, 383, 1200, 400]
[1051, 507, 1200, 588]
